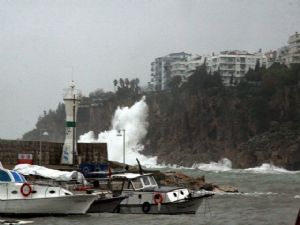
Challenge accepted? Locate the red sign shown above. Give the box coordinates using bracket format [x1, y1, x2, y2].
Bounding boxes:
[17, 153, 33, 164]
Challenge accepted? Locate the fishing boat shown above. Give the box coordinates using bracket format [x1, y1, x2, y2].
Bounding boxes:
[0, 168, 97, 215]
[110, 172, 213, 214]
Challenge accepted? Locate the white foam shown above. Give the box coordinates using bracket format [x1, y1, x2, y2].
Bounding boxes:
[294, 195, 300, 199]
[243, 192, 279, 196]
[180, 158, 299, 174]
[78, 97, 157, 166]
[244, 163, 298, 174]
[194, 190, 280, 197]
[192, 158, 232, 172]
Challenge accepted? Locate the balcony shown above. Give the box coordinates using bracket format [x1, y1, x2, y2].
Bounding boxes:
[288, 33, 300, 44]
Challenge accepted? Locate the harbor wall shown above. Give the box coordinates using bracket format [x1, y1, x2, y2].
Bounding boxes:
[0, 139, 107, 169]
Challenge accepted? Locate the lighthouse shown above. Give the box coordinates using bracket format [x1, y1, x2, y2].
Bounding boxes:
[61, 81, 81, 165]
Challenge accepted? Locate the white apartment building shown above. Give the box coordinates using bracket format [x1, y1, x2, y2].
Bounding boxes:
[185, 56, 206, 78]
[206, 50, 268, 86]
[150, 52, 191, 91]
[169, 55, 206, 82]
[278, 32, 300, 66]
[150, 53, 207, 91]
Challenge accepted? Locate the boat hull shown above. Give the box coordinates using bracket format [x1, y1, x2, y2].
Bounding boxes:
[87, 196, 126, 213]
[118, 195, 206, 214]
[0, 195, 96, 215]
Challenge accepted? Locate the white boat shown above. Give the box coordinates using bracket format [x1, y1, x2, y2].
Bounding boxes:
[13, 164, 126, 214]
[0, 168, 97, 215]
[110, 173, 213, 214]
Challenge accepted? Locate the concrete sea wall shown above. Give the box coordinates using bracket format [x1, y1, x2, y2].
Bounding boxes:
[0, 139, 107, 169]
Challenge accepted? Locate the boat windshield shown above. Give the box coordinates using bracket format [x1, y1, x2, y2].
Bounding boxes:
[0, 170, 12, 182]
[142, 176, 150, 186]
[0, 169, 27, 183]
[149, 176, 158, 186]
[11, 171, 26, 183]
[141, 175, 157, 188]
[123, 180, 134, 190]
[131, 178, 143, 190]
[130, 176, 158, 190]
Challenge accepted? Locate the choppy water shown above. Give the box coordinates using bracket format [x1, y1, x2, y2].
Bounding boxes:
[1, 167, 299, 225]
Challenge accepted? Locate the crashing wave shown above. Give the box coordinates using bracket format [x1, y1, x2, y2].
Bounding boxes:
[192, 158, 232, 172]
[79, 97, 157, 166]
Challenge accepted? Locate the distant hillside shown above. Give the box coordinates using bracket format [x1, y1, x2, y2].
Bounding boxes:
[23, 63, 300, 169]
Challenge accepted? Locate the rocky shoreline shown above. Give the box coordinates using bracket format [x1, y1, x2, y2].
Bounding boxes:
[123, 163, 238, 193]
[154, 171, 238, 193]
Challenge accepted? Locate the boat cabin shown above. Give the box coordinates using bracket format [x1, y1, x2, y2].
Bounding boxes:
[111, 173, 158, 194]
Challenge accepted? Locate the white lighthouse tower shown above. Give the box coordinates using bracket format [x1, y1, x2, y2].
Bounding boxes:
[61, 81, 81, 165]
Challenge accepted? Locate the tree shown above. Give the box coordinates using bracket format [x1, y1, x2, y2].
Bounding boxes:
[89, 89, 105, 99]
[119, 78, 125, 88]
[167, 75, 182, 90]
[245, 67, 262, 82]
[135, 78, 140, 86]
[255, 59, 260, 72]
[113, 79, 118, 92]
[230, 75, 234, 86]
[129, 79, 135, 90]
[124, 78, 130, 88]
[183, 62, 222, 91]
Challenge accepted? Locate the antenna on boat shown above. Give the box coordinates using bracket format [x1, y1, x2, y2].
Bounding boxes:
[136, 158, 143, 175]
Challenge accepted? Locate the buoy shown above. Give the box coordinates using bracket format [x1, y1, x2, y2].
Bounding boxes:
[20, 183, 32, 197]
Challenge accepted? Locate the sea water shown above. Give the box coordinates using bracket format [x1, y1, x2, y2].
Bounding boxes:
[1, 164, 299, 225]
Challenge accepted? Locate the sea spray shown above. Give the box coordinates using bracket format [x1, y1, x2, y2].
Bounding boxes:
[192, 158, 233, 172]
[78, 97, 157, 166]
[244, 163, 299, 174]
[185, 158, 299, 174]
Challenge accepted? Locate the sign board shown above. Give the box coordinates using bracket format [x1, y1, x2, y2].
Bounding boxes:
[17, 153, 33, 164]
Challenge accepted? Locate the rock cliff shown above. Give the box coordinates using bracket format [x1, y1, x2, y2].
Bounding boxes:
[143, 86, 300, 169]
[23, 85, 300, 170]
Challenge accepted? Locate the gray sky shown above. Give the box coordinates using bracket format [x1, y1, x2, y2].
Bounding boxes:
[0, 0, 299, 139]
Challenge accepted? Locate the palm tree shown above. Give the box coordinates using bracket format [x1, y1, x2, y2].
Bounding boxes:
[125, 78, 130, 88]
[119, 78, 125, 88]
[129, 79, 136, 90]
[113, 79, 118, 92]
[135, 78, 140, 93]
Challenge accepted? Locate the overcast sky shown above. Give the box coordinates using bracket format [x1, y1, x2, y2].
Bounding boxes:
[0, 0, 299, 139]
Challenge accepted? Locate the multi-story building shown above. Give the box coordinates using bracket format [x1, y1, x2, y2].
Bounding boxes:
[278, 32, 300, 66]
[206, 50, 268, 86]
[149, 53, 207, 91]
[185, 55, 206, 78]
[150, 52, 191, 91]
[265, 50, 277, 66]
